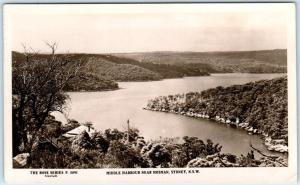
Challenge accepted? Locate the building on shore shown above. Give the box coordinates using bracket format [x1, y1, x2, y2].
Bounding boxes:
[62, 125, 95, 138]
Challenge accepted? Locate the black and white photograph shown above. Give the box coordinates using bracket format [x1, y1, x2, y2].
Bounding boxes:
[3, 3, 297, 184]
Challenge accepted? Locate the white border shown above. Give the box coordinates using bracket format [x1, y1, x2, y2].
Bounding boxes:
[3, 3, 297, 184]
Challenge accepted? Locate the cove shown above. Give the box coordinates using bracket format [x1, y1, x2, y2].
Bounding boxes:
[56, 73, 286, 156]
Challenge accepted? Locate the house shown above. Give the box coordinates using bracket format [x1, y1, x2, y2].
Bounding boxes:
[62, 125, 96, 138]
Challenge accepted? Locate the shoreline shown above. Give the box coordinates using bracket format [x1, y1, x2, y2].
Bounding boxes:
[65, 87, 120, 93]
[67, 73, 286, 93]
[143, 106, 288, 154]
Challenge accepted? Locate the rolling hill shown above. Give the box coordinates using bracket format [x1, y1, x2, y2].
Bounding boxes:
[12, 49, 287, 92]
[114, 49, 287, 73]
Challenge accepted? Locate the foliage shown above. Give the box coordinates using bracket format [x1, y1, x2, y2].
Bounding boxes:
[146, 77, 288, 144]
[18, 123, 287, 168]
[13, 51, 211, 83]
[12, 43, 88, 156]
[141, 142, 171, 167]
[104, 140, 148, 168]
[63, 72, 118, 91]
[12, 51, 119, 92]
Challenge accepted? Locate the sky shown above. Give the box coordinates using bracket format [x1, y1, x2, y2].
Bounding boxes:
[5, 4, 291, 53]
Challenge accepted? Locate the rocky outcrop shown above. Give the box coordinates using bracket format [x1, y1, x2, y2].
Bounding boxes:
[13, 153, 30, 168]
[264, 137, 288, 153]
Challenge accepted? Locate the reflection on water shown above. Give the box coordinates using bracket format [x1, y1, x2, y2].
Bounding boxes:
[55, 73, 286, 156]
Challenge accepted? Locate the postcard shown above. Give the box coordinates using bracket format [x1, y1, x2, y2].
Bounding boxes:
[3, 3, 297, 184]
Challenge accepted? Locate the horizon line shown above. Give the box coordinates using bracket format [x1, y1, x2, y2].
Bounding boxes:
[12, 48, 287, 55]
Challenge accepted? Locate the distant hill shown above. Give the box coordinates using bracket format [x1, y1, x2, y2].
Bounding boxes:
[12, 51, 211, 91]
[63, 54, 211, 79]
[12, 51, 210, 81]
[114, 49, 287, 73]
[12, 52, 119, 91]
[63, 72, 119, 92]
[83, 57, 162, 81]
[12, 49, 286, 90]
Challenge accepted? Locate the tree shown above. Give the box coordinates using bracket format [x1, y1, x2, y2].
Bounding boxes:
[104, 140, 148, 168]
[12, 42, 85, 155]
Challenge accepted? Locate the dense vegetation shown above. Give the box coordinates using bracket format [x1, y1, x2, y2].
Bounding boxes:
[12, 44, 86, 156]
[12, 51, 119, 91]
[12, 51, 211, 83]
[198, 77, 287, 141]
[15, 120, 287, 168]
[13, 49, 287, 85]
[116, 49, 287, 73]
[63, 72, 118, 91]
[12, 45, 288, 169]
[146, 77, 288, 151]
[96, 55, 212, 78]
[83, 58, 162, 81]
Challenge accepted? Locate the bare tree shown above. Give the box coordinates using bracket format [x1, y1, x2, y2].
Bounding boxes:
[12, 42, 84, 155]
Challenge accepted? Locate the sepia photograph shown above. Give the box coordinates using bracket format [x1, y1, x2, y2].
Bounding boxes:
[3, 3, 297, 184]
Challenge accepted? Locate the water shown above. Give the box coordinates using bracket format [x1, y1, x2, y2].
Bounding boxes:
[56, 73, 286, 156]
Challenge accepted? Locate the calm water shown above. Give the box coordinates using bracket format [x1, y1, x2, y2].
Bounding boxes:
[56, 73, 286, 156]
